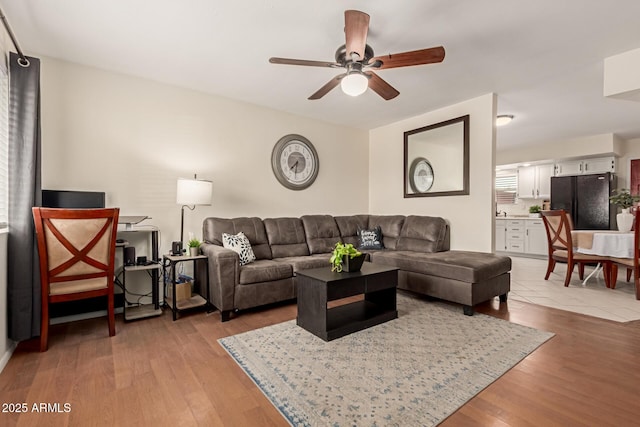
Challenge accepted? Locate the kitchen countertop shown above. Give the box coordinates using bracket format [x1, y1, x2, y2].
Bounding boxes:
[495, 215, 543, 220]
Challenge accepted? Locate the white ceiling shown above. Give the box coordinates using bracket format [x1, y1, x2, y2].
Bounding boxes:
[3, 1, 640, 151]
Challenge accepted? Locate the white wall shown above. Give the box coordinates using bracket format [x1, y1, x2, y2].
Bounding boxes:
[40, 57, 370, 255]
[604, 47, 640, 101]
[369, 93, 497, 252]
[616, 137, 640, 188]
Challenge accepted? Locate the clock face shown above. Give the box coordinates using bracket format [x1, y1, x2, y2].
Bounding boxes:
[410, 158, 434, 193]
[272, 134, 319, 190]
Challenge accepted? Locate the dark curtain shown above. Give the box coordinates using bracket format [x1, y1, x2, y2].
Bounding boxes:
[7, 52, 42, 341]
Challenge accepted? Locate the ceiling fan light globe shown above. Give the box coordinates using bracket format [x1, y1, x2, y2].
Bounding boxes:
[340, 73, 368, 96]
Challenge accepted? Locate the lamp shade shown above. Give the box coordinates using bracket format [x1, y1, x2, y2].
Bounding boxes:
[176, 178, 212, 205]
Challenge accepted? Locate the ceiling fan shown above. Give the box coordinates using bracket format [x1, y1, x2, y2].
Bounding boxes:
[269, 10, 445, 100]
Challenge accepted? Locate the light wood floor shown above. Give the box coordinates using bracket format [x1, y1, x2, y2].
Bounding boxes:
[1, 296, 640, 427]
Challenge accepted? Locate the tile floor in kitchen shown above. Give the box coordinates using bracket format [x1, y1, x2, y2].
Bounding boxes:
[508, 256, 640, 322]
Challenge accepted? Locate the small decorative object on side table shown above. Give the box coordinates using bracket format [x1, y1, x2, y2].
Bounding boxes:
[163, 253, 211, 321]
[187, 238, 201, 257]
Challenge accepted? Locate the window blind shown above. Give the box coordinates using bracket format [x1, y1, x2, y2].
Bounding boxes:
[495, 173, 517, 205]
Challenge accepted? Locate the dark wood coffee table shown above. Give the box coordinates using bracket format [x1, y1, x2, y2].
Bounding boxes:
[295, 262, 399, 341]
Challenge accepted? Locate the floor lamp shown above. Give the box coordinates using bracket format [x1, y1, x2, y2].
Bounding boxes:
[176, 175, 212, 244]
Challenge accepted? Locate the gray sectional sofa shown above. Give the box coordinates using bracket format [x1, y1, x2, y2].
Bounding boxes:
[200, 214, 511, 321]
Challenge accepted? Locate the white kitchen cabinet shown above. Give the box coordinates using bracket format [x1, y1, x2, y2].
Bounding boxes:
[517, 164, 554, 199]
[584, 157, 616, 174]
[554, 159, 584, 176]
[535, 164, 554, 199]
[495, 219, 506, 252]
[525, 219, 547, 255]
[506, 219, 525, 253]
[495, 218, 547, 256]
[555, 156, 616, 176]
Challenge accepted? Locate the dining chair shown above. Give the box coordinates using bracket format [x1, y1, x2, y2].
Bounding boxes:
[609, 209, 640, 299]
[540, 209, 611, 287]
[32, 207, 120, 351]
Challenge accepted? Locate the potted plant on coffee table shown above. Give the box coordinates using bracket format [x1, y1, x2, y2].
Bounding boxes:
[330, 242, 365, 273]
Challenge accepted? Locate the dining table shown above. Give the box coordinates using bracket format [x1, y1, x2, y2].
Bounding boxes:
[572, 229, 634, 285]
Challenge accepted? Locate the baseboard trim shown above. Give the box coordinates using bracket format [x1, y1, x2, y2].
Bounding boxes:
[0, 340, 17, 374]
[50, 307, 124, 325]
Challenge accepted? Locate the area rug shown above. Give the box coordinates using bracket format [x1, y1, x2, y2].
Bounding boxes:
[218, 293, 554, 426]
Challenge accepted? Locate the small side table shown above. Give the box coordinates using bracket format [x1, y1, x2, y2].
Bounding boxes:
[162, 254, 210, 321]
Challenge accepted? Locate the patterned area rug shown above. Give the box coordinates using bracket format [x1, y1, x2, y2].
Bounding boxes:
[219, 294, 554, 426]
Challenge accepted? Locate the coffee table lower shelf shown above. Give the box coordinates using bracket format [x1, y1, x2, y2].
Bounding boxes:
[321, 300, 397, 341]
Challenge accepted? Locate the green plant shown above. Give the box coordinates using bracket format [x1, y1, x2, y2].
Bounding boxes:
[187, 238, 201, 248]
[529, 205, 541, 214]
[609, 189, 640, 209]
[329, 242, 362, 272]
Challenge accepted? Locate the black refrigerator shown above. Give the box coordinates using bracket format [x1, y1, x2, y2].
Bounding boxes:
[550, 172, 616, 230]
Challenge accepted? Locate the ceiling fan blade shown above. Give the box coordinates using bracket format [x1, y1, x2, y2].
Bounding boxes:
[308, 74, 345, 100]
[269, 57, 341, 68]
[369, 46, 445, 70]
[365, 72, 399, 100]
[344, 10, 370, 60]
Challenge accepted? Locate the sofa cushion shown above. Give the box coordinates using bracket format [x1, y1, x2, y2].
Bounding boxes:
[238, 259, 293, 285]
[203, 217, 272, 260]
[335, 215, 369, 246]
[274, 253, 331, 273]
[368, 215, 405, 250]
[264, 217, 310, 258]
[301, 215, 342, 254]
[222, 232, 256, 266]
[371, 250, 511, 283]
[357, 226, 385, 250]
[397, 215, 449, 253]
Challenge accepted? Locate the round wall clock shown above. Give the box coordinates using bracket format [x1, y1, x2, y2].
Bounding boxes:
[409, 157, 434, 193]
[271, 134, 319, 190]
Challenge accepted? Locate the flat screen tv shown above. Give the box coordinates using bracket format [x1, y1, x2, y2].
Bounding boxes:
[42, 189, 105, 209]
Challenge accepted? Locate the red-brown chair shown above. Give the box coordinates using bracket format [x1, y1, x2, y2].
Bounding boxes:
[609, 208, 640, 299]
[32, 207, 120, 351]
[541, 209, 611, 287]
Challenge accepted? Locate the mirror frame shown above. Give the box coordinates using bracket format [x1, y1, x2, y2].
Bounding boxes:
[403, 115, 470, 198]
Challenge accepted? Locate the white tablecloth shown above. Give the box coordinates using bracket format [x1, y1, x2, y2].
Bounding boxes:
[575, 231, 634, 258]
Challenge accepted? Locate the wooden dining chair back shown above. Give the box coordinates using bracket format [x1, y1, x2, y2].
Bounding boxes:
[32, 207, 120, 351]
[541, 209, 611, 287]
[609, 208, 640, 299]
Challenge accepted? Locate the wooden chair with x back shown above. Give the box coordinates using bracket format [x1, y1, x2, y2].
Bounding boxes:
[32, 207, 120, 351]
[540, 209, 611, 288]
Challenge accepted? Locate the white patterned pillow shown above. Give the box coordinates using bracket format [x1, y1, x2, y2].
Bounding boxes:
[222, 232, 256, 266]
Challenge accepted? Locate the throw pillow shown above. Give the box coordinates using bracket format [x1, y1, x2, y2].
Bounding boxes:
[357, 226, 385, 250]
[222, 231, 256, 266]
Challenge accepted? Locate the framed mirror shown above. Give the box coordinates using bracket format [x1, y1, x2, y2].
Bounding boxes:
[404, 115, 469, 198]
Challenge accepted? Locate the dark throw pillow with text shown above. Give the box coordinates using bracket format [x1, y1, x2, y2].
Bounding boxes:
[357, 226, 385, 250]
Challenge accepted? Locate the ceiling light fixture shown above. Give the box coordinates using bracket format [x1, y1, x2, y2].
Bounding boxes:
[341, 72, 368, 96]
[496, 115, 514, 126]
